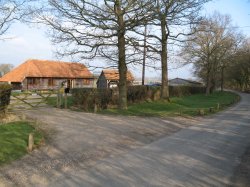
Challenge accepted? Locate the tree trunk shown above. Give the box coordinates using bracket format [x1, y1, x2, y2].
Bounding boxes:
[116, 1, 127, 110]
[142, 24, 147, 86]
[220, 66, 224, 91]
[206, 68, 212, 95]
[160, 16, 169, 100]
[205, 57, 213, 95]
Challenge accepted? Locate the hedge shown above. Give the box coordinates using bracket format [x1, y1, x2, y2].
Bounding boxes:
[71, 85, 205, 111]
[0, 84, 12, 115]
[71, 88, 114, 111]
[169, 86, 206, 97]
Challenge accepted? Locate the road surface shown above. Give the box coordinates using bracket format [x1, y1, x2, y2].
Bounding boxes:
[0, 92, 249, 186]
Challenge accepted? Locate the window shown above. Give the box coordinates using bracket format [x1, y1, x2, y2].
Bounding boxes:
[34, 78, 40, 85]
[27, 78, 34, 85]
[28, 78, 40, 85]
[83, 79, 90, 85]
[48, 78, 54, 86]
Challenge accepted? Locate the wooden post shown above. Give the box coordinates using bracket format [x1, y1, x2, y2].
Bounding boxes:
[198, 109, 205, 116]
[94, 103, 98, 113]
[57, 90, 60, 108]
[217, 103, 220, 110]
[209, 107, 214, 113]
[64, 93, 68, 109]
[28, 133, 34, 152]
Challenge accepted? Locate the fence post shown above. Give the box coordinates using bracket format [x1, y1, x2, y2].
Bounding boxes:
[198, 109, 205, 116]
[217, 103, 220, 110]
[57, 90, 60, 108]
[64, 93, 68, 109]
[28, 133, 34, 151]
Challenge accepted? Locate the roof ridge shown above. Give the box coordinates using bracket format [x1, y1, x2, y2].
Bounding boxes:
[0, 59, 92, 83]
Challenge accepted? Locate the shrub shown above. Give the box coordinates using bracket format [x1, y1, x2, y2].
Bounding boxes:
[127, 86, 162, 103]
[71, 88, 113, 111]
[96, 89, 113, 109]
[127, 86, 148, 103]
[71, 85, 205, 111]
[169, 86, 205, 97]
[0, 84, 12, 115]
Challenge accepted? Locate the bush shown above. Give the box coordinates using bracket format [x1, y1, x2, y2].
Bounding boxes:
[0, 84, 12, 115]
[127, 86, 162, 103]
[71, 88, 113, 111]
[169, 86, 205, 97]
[71, 85, 205, 111]
[127, 86, 148, 103]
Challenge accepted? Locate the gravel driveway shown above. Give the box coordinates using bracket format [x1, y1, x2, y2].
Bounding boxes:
[1, 92, 249, 187]
[0, 106, 194, 186]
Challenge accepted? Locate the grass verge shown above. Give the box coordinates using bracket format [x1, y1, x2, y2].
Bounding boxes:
[46, 96, 74, 108]
[100, 91, 240, 117]
[0, 121, 44, 165]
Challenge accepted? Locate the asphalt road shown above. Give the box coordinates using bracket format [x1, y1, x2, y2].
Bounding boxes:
[51, 92, 250, 187]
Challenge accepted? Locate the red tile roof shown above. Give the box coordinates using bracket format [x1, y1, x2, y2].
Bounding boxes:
[102, 69, 134, 81]
[0, 59, 93, 82]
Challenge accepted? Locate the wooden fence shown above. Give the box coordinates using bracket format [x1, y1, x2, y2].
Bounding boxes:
[8, 90, 57, 111]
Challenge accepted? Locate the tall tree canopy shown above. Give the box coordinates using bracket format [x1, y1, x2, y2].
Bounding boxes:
[134, 0, 211, 99]
[182, 12, 242, 94]
[0, 0, 28, 39]
[0, 63, 14, 76]
[34, 0, 153, 109]
[30, 0, 211, 108]
[224, 39, 250, 91]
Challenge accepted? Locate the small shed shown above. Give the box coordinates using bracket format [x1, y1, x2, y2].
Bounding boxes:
[169, 78, 203, 87]
[97, 69, 134, 89]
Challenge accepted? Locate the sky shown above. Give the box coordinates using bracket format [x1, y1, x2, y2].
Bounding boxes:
[0, 0, 249, 81]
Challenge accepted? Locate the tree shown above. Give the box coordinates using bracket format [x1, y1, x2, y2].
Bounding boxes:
[182, 12, 241, 95]
[139, 0, 210, 100]
[0, 63, 14, 76]
[0, 0, 28, 39]
[33, 0, 153, 109]
[225, 39, 250, 91]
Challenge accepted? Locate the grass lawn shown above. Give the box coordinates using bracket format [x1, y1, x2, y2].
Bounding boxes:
[100, 91, 240, 117]
[0, 121, 43, 165]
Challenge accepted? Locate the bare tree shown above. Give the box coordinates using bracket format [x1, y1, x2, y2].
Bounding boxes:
[0, 0, 28, 39]
[139, 0, 210, 100]
[33, 0, 153, 109]
[182, 12, 241, 94]
[0, 63, 14, 76]
[225, 39, 250, 91]
[141, 23, 148, 85]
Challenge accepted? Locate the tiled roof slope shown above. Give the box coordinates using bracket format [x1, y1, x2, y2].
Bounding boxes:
[0, 59, 93, 82]
[102, 69, 134, 81]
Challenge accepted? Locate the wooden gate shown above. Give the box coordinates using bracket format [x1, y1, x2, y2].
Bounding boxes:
[8, 90, 57, 111]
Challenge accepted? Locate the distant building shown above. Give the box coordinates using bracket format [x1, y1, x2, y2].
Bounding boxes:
[132, 80, 142, 86]
[169, 78, 203, 87]
[97, 69, 134, 89]
[0, 59, 94, 90]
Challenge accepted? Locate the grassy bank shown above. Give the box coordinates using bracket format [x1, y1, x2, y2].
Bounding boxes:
[100, 91, 239, 117]
[0, 121, 43, 165]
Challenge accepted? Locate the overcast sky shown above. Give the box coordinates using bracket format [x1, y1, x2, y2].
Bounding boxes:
[0, 0, 249, 80]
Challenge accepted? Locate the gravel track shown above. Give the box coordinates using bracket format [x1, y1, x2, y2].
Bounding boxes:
[0, 107, 193, 186]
